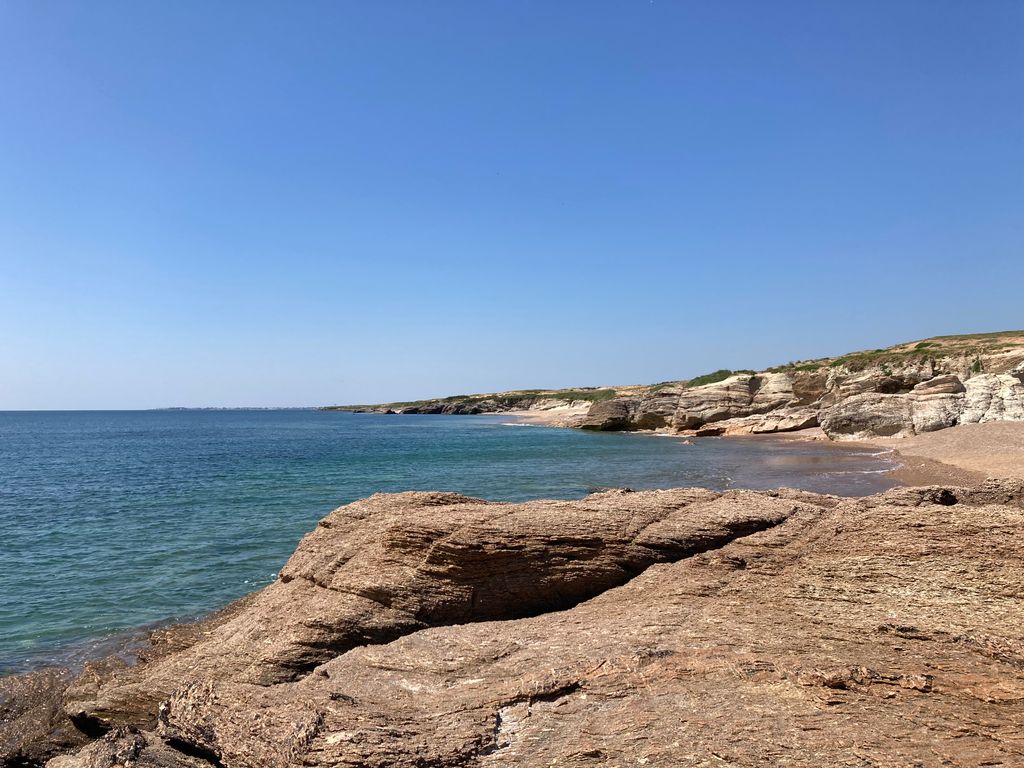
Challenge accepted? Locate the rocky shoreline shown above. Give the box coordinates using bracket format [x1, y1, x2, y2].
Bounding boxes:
[2, 480, 1023, 766]
[328, 332, 1024, 442]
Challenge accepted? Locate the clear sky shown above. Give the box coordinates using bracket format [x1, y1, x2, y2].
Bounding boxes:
[1, 2, 1021, 409]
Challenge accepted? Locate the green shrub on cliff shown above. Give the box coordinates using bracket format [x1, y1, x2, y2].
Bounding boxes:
[685, 369, 754, 388]
[546, 388, 617, 402]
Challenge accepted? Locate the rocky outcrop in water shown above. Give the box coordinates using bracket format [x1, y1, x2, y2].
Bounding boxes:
[4, 480, 1024, 767]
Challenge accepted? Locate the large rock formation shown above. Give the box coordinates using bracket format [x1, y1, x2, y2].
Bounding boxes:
[817, 372, 1024, 440]
[327, 333, 1024, 441]
[57, 489, 798, 740]
[819, 392, 917, 439]
[4, 481, 1024, 767]
[580, 339, 1024, 440]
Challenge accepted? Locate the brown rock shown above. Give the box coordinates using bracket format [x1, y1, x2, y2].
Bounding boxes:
[45, 728, 206, 768]
[790, 370, 829, 405]
[151, 480, 1024, 767]
[13, 481, 1024, 767]
[578, 398, 635, 430]
[912, 374, 966, 395]
[694, 424, 726, 436]
[819, 393, 916, 439]
[63, 489, 796, 736]
[748, 407, 820, 433]
[0, 668, 87, 767]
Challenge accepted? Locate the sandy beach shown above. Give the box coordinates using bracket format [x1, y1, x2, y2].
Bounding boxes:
[764, 421, 1024, 485]
[859, 421, 1024, 484]
[498, 404, 593, 427]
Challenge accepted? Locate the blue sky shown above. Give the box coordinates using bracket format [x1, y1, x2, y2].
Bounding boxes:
[1, 2, 1021, 409]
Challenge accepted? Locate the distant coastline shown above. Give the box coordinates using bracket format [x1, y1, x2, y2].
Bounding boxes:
[324, 330, 1024, 443]
[153, 406, 317, 411]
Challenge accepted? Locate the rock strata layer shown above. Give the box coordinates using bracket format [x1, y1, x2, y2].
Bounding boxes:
[582, 347, 1024, 439]
[3, 481, 1023, 767]
[328, 333, 1024, 441]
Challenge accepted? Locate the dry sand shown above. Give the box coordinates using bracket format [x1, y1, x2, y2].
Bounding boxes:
[859, 421, 1024, 485]
[499, 404, 592, 427]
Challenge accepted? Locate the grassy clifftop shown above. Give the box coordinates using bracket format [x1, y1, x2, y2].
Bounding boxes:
[766, 330, 1024, 375]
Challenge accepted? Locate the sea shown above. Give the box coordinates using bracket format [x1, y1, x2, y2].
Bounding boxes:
[0, 409, 895, 674]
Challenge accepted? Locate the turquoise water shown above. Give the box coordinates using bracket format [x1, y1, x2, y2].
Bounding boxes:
[0, 410, 894, 673]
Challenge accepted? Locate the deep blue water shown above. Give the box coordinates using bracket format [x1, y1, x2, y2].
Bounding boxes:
[0, 410, 895, 674]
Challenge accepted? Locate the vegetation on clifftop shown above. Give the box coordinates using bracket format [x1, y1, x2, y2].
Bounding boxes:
[684, 369, 756, 388]
[766, 330, 1024, 375]
[326, 387, 617, 412]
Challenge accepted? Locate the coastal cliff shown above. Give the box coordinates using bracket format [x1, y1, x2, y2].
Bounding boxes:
[326, 331, 1024, 440]
[4, 480, 1024, 766]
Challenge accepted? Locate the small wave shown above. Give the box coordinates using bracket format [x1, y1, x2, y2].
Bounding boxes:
[500, 422, 542, 427]
[653, 434, 693, 444]
[820, 468, 895, 476]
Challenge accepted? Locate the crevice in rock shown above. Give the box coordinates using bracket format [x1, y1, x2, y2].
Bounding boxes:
[3, 757, 45, 768]
[164, 736, 226, 768]
[67, 711, 110, 740]
[276, 510, 795, 684]
[510, 680, 583, 706]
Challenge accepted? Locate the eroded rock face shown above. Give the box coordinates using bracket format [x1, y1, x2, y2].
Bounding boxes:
[580, 354, 1024, 440]
[962, 374, 1024, 424]
[674, 375, 761, 428]
[819, 393, 916, 439]
[747, 406, 819, 434]
[818, 373, 1024, 440]
[10, 481, 1023, 768]
[578, 398, 635, 431]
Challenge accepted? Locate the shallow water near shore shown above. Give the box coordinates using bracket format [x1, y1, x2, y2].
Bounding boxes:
[0, 409, 895, 674]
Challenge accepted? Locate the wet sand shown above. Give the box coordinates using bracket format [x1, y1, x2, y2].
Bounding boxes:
[502, 409, 1023, 488]
[735, 422, 1024, 486]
